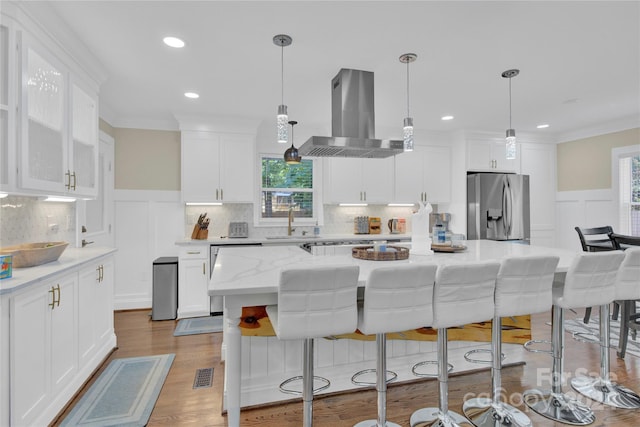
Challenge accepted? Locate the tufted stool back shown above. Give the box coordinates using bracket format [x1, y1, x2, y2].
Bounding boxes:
[358, 264, 437, 335]
[495, 255, 559, 317]
[268, 265, 359, 340]
[615, 247, 640, 300]
[554, 251, 624, 309]
[432, 261, 500, 329]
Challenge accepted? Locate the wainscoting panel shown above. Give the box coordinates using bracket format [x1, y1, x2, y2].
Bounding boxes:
[556, 189, 615, 251]
[114, 190, 183, 310]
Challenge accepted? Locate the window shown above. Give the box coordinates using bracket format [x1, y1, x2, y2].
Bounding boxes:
[260, 156, 315, 221]
[613, 146, 640, 236]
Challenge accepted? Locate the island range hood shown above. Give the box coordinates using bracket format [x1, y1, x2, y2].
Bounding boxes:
[298, 68, 404, 158]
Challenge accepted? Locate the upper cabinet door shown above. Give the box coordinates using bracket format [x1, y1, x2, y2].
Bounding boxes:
[181, 132, 221, 203]
[218, 133, 254, 203]
[0, 23, 13, 191]
[394, 148, 425, 203]
[20, 38, 68, 193]
[69, 81, 98, 197]
[361, 157, 394, 203]
[423, 145, 451, 204]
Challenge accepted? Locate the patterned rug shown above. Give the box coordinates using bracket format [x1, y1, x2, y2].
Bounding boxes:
[173, 316, 223, 336]
[564, 316, 640, 358]
[60, 354, 175, 426]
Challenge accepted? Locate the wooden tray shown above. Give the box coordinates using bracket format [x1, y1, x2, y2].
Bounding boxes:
[431, 244, 467, 253]
[352, 245, 410, 261]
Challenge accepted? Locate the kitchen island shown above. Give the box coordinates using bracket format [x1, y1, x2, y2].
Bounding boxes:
[209, 240, 579, 427]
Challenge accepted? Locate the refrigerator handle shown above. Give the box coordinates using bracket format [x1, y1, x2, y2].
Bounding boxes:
[502, 178, 509, 236]
[506, 178, 514, 236]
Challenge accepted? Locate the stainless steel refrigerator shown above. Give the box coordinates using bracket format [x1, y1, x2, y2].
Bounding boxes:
[467, 173, 530, 243]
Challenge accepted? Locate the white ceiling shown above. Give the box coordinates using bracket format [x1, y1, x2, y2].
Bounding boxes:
[41, 1, 640, 140]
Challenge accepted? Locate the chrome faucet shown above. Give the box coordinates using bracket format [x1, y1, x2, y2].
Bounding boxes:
[288, 206, 295, 236]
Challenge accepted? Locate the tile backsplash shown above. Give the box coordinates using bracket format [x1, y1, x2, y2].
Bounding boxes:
[184, 203, 435, 238]
[0, 196, 76, 247]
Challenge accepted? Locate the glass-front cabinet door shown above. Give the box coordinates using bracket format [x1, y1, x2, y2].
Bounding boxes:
[20, 39, 68, 193]
[0, 22, 14, 192]
[70, 81, 98, 197]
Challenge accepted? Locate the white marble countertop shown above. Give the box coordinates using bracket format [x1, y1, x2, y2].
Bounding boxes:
[209, 240, 579, 297]
[176, 233, 411, 246]
[0, 246, 117, 295]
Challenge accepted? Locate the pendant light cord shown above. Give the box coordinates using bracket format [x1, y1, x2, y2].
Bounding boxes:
[508, 77, 512, 129]
[281, 43, 284, 105]
[406, 59, 411, 117]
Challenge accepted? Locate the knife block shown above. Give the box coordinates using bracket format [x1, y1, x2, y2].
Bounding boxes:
[191, 224, 209, 240]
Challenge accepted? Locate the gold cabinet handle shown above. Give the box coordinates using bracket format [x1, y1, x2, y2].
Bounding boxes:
[54, 284, 61, 307]
[202, 262, 206, 275]
[216, 189, 219, 200]
[49, 286, 56, 309]
[100, 265, 104, 282]
[96, 265, 101, 282]
[220, 188, 223, 200]
[187, 250, 201, 255]
[65, 170, 71, 190]
[71, 172, 77, 190]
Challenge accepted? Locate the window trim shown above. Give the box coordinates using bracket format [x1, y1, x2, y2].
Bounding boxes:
[612, 145, 640, 235]
[254, 153, 323, 227]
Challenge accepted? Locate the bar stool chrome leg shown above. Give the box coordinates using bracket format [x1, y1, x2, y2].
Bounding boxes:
[571, 304, 640, 409]
[523, 306, 596, 425]
[354, 334, 400, 427]
[463, 317, 532, 427]
[410, 329, 473, 427]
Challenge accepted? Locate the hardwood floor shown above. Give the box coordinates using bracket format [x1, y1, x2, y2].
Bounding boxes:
[52, 309, 640, 427]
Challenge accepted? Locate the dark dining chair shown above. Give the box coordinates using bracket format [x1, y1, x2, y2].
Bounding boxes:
[575, 226, 615, 324]
[609, 232, 640, 358]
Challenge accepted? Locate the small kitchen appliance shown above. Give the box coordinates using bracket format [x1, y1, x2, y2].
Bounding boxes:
[228, 222, 249, 238]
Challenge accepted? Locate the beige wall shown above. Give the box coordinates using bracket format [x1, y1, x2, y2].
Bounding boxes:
[557, 128, 639, 191]
[99, 118, 115, 137]
[113, 128, 181, 190]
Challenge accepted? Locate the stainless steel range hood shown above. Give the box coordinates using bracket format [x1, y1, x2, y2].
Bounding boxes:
[298, 69, 404, 158]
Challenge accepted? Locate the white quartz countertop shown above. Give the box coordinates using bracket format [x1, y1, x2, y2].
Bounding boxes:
[0, 246, 117, 295]
[209, 240, 579, 297]
[176, 233, 411, 246]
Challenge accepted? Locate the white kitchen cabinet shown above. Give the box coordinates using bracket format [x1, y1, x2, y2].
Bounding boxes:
[181, 131, 254, 203]
[10, 272, 78, 427]
[78, 257, 114, 367]
[323, 157, 394, 204]
[0, 21, 16, 193]
[394, 144, 451, 204]
[467, 139, 520, 173]
[520, 142, 556, 246]
[178, 245, 210, 319]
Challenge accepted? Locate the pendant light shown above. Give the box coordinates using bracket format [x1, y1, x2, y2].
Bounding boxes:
[284, 120, 301, 164]
[502, 68, 519, 160]
[274, 34, 292, 144]
[399, 53, 417, 152]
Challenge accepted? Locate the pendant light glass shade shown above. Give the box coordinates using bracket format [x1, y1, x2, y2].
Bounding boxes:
[400, 53, 417, 152]
[277, 104, 288, 143]
[502, 69, 519, 160]
[284, 120, 301, 164]
[274, 34, 292, 144]
[403, 117, 414, 152]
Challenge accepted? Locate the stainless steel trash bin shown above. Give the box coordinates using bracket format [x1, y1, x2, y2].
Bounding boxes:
[152, 257, 178, 320]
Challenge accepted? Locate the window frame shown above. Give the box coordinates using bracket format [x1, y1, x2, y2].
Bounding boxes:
[254, 153, 323, 227]
[612, 145, 640, 236]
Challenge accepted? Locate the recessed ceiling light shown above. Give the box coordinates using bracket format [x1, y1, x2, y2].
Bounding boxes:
[184, 92, 199, 99]
[163, 36, 185, 48]
[441, 115, 454, 121]
[537, 124, 550, 129]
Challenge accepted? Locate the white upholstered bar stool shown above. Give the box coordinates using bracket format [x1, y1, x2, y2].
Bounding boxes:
[266, 265, 360, 427]
[410, 261, 500, 427]
[523, 251, 625, 425]
[462, 255, 559, 427]
[352, 264, 438, 427]
[570, 247, 640, 409]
